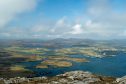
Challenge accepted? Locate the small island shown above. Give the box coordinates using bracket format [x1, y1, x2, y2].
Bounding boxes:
[10, 65, 29, 72]
[36, 60, 72, 68]
[36, 56, 89, 68]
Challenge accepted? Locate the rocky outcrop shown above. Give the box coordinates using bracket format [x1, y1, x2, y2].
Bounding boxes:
[116, 76, 126, 84]
[0, 71, 125, 84]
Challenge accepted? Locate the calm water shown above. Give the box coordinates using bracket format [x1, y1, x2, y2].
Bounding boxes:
[20, 52, 126, 77]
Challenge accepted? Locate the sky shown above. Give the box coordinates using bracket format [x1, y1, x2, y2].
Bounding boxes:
[0, 0, 126, 39]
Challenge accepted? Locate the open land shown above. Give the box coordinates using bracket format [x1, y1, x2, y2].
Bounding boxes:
[0, 39, 126, 81]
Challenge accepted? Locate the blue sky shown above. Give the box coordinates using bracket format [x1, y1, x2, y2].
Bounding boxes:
[0, 0, 126, 39]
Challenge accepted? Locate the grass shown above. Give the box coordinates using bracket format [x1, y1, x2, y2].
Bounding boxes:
[41, 60, 72, 68]
[10, 65, 29, 72]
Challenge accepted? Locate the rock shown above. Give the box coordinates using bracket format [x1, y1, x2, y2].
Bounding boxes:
[116, 76, 126, 84]
[63, 71, 94, 80]
[68, 80, 85, 84]
[0, 70, 121, 84]
[59, 78, 68, 83]
[82, 78, 100, 84]
[51, 81, 59, 84]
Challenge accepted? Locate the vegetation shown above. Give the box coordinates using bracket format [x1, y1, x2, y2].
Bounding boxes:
[10, 65, 29, 72]
[0, 39, 126, 78]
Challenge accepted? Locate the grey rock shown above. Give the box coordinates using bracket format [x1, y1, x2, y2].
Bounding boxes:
[116, 76, 126, 84]
[0, 71, 120, 84]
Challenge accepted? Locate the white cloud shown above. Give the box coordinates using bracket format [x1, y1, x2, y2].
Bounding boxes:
[32, 34, 41, 38]
[68, 24, 83, 35]
[1, 33, 11, 37]
[55, 17, 66, 27]
[1, 0, 126, 39]
[50, 17, 71, 34]
[51, 17, 71, 33]
[0, 0, 37, 28]
[119, 30, 126, 37]
[85, 20, 92, 27]
[32, 25, 44, 32]
[78, 0, 126, 39]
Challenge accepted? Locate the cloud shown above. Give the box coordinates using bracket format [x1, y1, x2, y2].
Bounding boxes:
[1, 0, 126, 39]
[50, 17, 71, 34]
[1, 33, 11, 37]
[31, 25, 45, 33]
[79, 0, 126, 39]
[55, 17, 66, 27]
[119, 30, 126, 37]
[51, 17, 71, 33]
[69, 24, 83, 35]
[48, 0, 126, 39]
[0, 0, 37, 28]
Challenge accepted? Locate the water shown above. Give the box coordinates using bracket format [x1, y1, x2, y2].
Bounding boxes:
[20, 52, 126, 77]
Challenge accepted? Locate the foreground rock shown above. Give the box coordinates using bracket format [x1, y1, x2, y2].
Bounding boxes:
[116, 76, 126, 84]
[0, 71, 126, 84]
